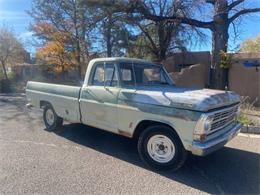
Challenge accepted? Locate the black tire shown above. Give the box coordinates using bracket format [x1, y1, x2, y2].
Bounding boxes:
[138, 125, 187, 171]
[43, 104, 63, 131]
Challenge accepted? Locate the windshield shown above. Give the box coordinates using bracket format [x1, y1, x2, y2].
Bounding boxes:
[119, 62, 172, 86]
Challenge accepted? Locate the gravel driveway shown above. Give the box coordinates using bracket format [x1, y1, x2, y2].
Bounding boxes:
[0, 94, 259, 194]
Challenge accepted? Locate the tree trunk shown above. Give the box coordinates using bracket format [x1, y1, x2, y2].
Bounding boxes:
[61, 65, 65, 81]
[106, 13, 112, 57]
[1, 61, 8, 80]
[75, 20, 81, 78]
[210, 0, 229, 89]
[210, 27, 229, 89]
[78, 0, 87, 72]
[158, 49, 166, 61]
[73, 0, 82, 80]
[157, 22, 167, 61]
[76, 40, 81, 79]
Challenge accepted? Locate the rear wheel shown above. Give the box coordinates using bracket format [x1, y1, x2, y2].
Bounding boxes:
[43, 104, 63, 131]
[138, 125, 187, 171]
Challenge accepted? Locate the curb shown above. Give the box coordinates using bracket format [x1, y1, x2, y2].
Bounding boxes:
[241, 125, 260, 134]
[0, 93, 25, 97]
[238, 133, 260, 139]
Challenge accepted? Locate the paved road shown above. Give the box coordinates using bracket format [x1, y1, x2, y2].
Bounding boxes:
[0, 94, 259, 195]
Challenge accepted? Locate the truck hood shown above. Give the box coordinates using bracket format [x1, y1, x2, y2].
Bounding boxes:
[120, 86, 240, 112]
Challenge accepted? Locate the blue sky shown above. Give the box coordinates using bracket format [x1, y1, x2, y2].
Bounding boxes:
[0, 0, 259, 54]
[0, 0, 33, 52]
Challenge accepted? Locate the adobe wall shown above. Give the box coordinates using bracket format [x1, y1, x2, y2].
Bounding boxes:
[163, 52, 260, 106]
[229, 53, 260, 106]
[168, 64, 207, 88]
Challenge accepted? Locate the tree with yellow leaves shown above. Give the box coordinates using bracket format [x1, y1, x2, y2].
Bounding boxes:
[239, 36, 260, 53]
[34, 22, 78, 74]
[29, 0, 92, 79]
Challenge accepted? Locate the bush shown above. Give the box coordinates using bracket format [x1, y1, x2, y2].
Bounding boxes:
[0, 71, 3, 80]
[237, 114, 253, 126]
[220, 50, 233, 69]
[238, 96, 260, 126]
[0, 71, 17, 93]
[0, 79, 12, 93]
[7, 71, 16, 80]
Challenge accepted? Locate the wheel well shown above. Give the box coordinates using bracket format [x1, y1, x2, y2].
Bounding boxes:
[40, 100, 51, 108]
[133, 120, 177, 140]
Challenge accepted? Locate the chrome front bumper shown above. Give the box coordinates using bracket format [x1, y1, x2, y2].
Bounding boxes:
[191, 123, 242, 156]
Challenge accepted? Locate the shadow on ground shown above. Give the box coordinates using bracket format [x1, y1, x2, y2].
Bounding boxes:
[54, 123, 260, 194]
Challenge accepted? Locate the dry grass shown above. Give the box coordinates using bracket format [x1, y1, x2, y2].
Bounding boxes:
[239, 97, 260, 126]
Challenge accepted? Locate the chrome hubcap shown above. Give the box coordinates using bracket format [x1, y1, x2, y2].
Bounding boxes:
[147, 134, 175, 163]
[46, 109, 54, 126]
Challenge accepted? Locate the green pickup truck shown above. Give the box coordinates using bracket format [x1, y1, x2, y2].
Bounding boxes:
[26, 57, 242, 171]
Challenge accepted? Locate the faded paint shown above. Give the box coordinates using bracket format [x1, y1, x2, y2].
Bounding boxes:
[118, 129, 132, 137]
[26, 57, 241, 152]
[27, 81, 81, 98]
[120, 86, 240, 112]
[118, 99, 201, 121]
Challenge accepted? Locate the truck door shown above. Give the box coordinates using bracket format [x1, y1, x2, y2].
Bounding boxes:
[80, 62, 119, 133]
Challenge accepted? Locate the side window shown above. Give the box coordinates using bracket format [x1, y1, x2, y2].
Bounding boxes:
[105, 63, 118, 87]
[119, 63, 135, 86]
[92, 64, 105, 86]
[133, 63, 169, 85]
[143, 67, 161, 82]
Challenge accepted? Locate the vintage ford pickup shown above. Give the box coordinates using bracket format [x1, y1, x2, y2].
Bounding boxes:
[26, 57, 242, 170]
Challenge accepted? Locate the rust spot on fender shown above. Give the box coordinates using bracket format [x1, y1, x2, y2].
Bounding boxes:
[129, 122, 133, 128]
[118, 129, 132, 138]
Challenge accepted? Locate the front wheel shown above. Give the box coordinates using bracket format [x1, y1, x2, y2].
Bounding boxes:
[43, 104, 63, 131]
[138, 125, 187, 171]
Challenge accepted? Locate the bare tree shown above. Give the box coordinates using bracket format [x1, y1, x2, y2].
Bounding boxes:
[85, 2, 136, 57]
[128, 1, 180, 61]
[96, 9, 131, 57]
[0, 27, 25, 80]
[132, 0, 260, 89]
[89, 0, 200, 61]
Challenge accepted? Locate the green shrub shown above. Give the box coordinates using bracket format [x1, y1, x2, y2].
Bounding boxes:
[220, 51, 233, 69]
[0, 71, 3, 80]
[7, 71, 16, 80]
[237, 114, 253, 126]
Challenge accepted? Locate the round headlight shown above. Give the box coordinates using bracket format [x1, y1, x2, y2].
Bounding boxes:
[204, 118, 212, 131]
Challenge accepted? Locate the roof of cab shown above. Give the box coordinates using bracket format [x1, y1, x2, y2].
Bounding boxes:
[84, 57, 165, 84]
[89, 57, 159, 65]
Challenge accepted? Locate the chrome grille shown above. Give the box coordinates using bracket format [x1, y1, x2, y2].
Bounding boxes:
[210, 105, 238, 132]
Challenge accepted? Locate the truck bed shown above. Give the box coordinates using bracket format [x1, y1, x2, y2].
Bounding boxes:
[26, 81, 81, 122]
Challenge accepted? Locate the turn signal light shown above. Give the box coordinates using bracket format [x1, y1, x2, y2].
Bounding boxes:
[194, 133, 207, 142]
